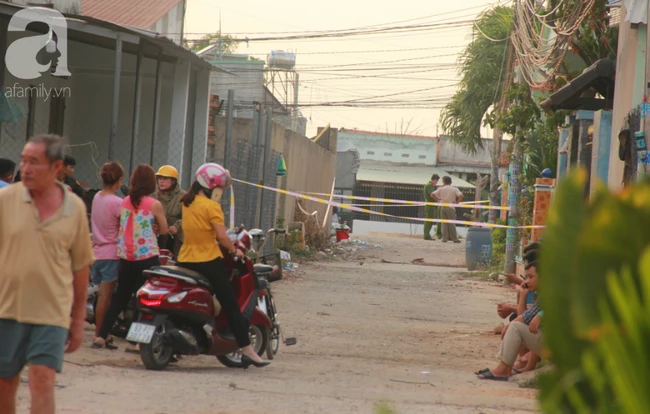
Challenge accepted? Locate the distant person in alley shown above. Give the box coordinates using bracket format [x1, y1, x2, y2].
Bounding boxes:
[423, 173, 440, 240]
[432, 176, 463, 243]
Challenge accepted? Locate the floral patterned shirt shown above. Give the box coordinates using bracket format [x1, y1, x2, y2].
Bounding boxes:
[117, 196, 159, 261]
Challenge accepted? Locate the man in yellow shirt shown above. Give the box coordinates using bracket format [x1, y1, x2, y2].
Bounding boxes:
[0, 135, 94, 414]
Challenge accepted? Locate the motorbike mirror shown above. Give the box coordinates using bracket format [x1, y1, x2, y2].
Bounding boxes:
[249, 229, 264, 238]
[120, 184, 129, 197]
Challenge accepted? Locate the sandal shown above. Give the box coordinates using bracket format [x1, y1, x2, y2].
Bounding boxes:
[105, 338, 118, 350]
[474, 368, 491, 375]
[91, 337, 118, 350]
[478, 371, 508, 381]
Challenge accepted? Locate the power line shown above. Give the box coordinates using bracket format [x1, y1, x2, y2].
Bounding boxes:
[243, 45, 465, 56]
[181, 20, 474, 42]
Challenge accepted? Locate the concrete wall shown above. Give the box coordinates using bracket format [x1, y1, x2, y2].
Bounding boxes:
[338, 130, 437, 165]
[213, 116, 337, 228]
[437, 136, 503, 167]
[336, 150, 359, 190]
[274, 126, 337, 226]
[609, 3, 641, 190]
[207, 60, 265, 119]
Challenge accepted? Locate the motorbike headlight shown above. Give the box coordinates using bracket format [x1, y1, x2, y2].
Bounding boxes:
[166, 291, 188, 303]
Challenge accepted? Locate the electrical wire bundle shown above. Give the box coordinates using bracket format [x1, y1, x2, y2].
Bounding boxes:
[510, 0, 597, 89]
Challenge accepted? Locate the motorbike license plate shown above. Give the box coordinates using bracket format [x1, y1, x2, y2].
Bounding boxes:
[126, 322, 156, 344]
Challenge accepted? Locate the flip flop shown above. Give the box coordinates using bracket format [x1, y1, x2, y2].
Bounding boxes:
[474, 368, 490, 375]
[512, 368, 522, 374]
[478, 371, 508, 381]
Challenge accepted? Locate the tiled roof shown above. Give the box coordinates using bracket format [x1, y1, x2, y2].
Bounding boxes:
[81, 0, 183, 30]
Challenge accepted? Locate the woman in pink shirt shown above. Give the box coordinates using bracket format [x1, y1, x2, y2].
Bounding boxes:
[90, 162, 125, 346]
[93, 165, 168, 351]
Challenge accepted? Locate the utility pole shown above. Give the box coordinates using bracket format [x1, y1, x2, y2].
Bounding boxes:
[489, 38, 515, 224]
[641, 4, 650, 180]
[218, 11, 223, 60]
[503, 128, 523, 274]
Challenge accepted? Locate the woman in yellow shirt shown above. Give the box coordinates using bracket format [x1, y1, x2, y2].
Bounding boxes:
[177, 163, 269, 368]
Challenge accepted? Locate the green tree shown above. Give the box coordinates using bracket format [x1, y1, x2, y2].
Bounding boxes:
[551, 0, 618, 89]
[185, 33, 238, 53]
[439, 6, 514, 224]
[539, 170, 650, 413]
[439, 6, 513, 154]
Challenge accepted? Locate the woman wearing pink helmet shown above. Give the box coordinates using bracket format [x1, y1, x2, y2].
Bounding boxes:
[176, 163, 269, 368]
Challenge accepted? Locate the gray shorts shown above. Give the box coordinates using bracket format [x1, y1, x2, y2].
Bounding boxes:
[0, 319, 68, 378]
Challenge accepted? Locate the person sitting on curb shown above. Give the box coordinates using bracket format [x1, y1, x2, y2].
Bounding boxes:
[496, 244, 540, 319]
[495, 243, 540, 371]
[476, 260, 543, 381]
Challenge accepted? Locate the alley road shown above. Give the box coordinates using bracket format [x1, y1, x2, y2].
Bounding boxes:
[16, 235, 537, 414]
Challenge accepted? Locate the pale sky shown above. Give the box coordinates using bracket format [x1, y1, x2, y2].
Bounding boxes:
[184, 0, 501, 138]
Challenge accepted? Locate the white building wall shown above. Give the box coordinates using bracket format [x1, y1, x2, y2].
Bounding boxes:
[337, 131, 437, 165]
[149, 2, 185, 45]
[208, 62, 265, 118]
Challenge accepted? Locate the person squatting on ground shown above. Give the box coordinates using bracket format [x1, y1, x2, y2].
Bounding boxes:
[93, 165, 168, 351]
[477, 260, 543, 380]
[0, 134, 95, 414]
[432, 176, 463, 243]
[90, 162, 125, 348]
[176, 163, 270, 368]
[153, 165, 185, 257]
[423, 174, 442, 240]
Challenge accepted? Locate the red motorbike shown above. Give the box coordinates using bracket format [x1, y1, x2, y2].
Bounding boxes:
[128, 227, 287, 370]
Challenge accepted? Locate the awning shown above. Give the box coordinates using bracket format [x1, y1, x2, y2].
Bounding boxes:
[541, 59, 615, 112]
[356, 161, 475, 188]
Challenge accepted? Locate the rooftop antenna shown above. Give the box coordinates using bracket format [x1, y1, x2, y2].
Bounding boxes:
[218, 10, 223, 60]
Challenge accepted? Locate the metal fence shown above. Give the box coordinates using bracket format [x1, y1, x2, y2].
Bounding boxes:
[352, 181, 476, 224]
[0, 90, 280, 252]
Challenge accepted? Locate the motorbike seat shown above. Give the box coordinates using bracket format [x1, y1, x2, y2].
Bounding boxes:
[253, 264, 274, 275]
[257, 277, 269, 290]
[146, 266, 213, 291]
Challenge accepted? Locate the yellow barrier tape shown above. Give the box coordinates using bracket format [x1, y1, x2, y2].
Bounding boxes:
[293, 190, 509, 211]
[232, 178, 542, 230]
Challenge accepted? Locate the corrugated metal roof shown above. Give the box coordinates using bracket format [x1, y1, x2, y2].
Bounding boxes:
[81, 0, 182, 30]
[357, 162, 475, 188]
[339, 129, 437, 140]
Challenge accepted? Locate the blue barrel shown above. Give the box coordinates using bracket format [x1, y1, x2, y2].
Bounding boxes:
[465, 228, 493, 271]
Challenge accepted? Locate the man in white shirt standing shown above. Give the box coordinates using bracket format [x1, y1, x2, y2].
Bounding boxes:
[432, 176, 463, 243]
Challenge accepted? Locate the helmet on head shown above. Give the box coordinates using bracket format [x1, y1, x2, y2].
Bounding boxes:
[156, 165, 179, 180]
[195, 163, 231, 190]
